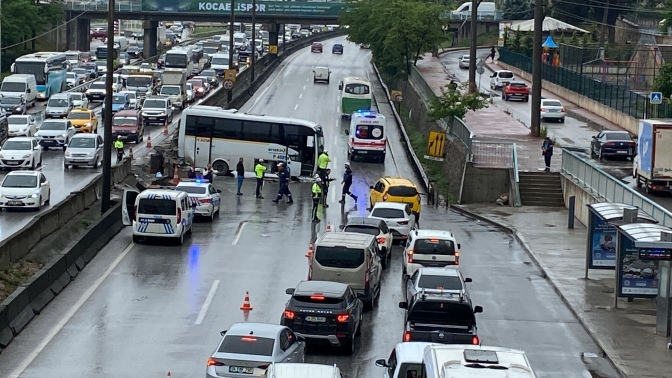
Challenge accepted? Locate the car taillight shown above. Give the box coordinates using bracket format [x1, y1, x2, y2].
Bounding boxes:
[337, 314, 349, 322]
[398, 221, 408, 225]
[133, 205, 138, 222]
[382, 194, 388, 201]
[283, 310, 295, 319]
[199, 198, 212, 204]
[603, 142, 615, 147]
[455, 251, 460, 264]
[408, 249, 414, 263]
[404, 331, 411, 342]
[540, 107, 545, 112]
[561, 107, 566, 112]
[207, 358, 224, 367]
[177, 207, 182, 224]
[377, 237, 386, 244]
[472, 336, 480, 345]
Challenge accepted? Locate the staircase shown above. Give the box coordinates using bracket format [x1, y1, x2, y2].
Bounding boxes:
[518, 172, 565, 207]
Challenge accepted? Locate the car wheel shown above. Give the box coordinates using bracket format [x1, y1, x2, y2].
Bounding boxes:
[355, 315, 362, 336]
[132, 235, 141, 243]
[342, 337, 355, 355]
[560, 118, 565, 123]
[45, 191, 50, 205]
[176, 231, 184, 246]
[36, 196, 42, 209]
[39, 155, 42, 166]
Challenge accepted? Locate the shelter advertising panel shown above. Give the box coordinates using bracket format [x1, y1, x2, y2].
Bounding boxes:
[618, 232, 659, 297]
[589, 211, 617, 268]
[142, 0, 344, 16]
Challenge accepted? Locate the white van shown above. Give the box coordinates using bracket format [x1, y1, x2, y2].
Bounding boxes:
[422, 344, 537, 378]
[452, 1, 496, 19]
[313, 66, 331, 84]
[0, 74, 37, 108]
[345, 110, 387, 163]
[114, 36, 130, 51]
[122, 188, 195, 245]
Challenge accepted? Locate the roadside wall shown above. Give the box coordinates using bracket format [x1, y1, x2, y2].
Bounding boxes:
[561, 175, 601, 226]
[461, 164, 510, 203]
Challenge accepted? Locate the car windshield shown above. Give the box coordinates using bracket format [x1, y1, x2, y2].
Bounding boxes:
[461, 55, 469, 60]
[217, 335, 275, 356]
[161, 86, 181, 95]
[202, 71, 215, 77]
[40, 121, 66, 130]
[212, 57, 230, 65]
[143, 100, 166, 108]
[69, 137, 95, 148]
[2, 97, 22, 105]
[138, 198, 176, 215]
[414, 239, 456, 255]
[48, 99, 68, 107]
[498, 71, 514, 79]
[126, 76, 152, 86]
[7, 117, 27, 125]
[113, 117, 137, 126]
[2, 175, 37, 188]
[418, 274, 463, 291]
[408, 301, 475, 324]
[177, 186, 206, 194]
[3, 140, 32, 150]
[315, 246, 365, 269]
[543, 100, 562, 107]
[344, 225, 380, 236]
[188, 80, 203, 86]
[387, 186, 418, 197]
[90, 83, 106, 89]
[73, 69, 86, 74]
[605, 132, 632, 141]
[371, 208, 405, 219]
[510, 83, 526, 88]
[67, 73, 77, 79]
[113, 95, 126, 104]
[234, 37, 244, 43]
[68, 112, 91, 120]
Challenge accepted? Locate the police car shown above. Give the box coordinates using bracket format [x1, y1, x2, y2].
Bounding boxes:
[176, 179, 221, 221]
[122, 187, 195, 245]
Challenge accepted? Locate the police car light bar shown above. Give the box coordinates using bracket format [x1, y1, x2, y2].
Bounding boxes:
[147, 185, 177, 190]
[180, 178, 210, 183]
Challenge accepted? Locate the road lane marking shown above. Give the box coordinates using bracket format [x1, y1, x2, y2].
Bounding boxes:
[248, 48, 303, 111]
[303, 85, 306, 90]
[294, 104, 299, 110]
[331, 188, 336, 202]
[299, 93, 303, 99]
[306, 77, 309, 82]
[9, 241, 136, 378]
[333, 156, 338, 167]
[195, 280, 220, 325]
[232, 221, 247, 245]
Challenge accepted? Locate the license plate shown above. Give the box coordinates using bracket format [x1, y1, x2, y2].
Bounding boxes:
[73, 159, 88, 162]
[119, 136, 128, 140]
[8, 201, 22, 206]
[358, 151, 368, 154]
[617, 151, 627, 154]
[502, 81, 509, 85]
[229, 366, 254, 374]
[7, 162, 19, 165]
[548, 109, 558, 112]
[305, 316, 327, 322]
[148, 117, 157, 120]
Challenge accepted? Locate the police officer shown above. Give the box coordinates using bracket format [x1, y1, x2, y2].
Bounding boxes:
[273, 163, 293, 204]
[321, 168, 336, 208]
[340, 162, 358, 204]
[311, 176, 322, 222]
[114, 136, 124, 164]
[202, 163, 216, 183]
[254, 159, 267, 199]
[317, 150, 331, 180]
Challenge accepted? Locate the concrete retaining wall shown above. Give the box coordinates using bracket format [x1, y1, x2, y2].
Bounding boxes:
[0, 158, 132, 269]
[561, 175, 601, 227]
[461, 164, 510, 203]
[497, 61, 639, 135]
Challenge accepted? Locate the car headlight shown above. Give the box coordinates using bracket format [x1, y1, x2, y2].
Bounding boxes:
[87, 152, 94, 157]
[0, 154, 4, 159]
[15, 107, 21, 111]
[86, 122, 92, 126]
[158, 111, 165, 116]
[86, 90, 91, 94]
[22, 154, 32, 159]
[31, 193, 39, 198]
[65, 152, 71, 157]
[61, 134, 67, 138]
[19, 128, 25, 132]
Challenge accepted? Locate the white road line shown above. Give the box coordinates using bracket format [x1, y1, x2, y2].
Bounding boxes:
[303, 85, 306, 90]
[9, 242, 136, 378]
[195, 280, 220, 325]
[306, 77, 309, 82]
[247, 49, 303, 111]
[232, 222, 247, 245]
[336, 105, 340, 113]
[299, 93, 303, 99]
[294, 104, 299, 110]
[333, 156, 338, 167]
[331, 189, 336, 202]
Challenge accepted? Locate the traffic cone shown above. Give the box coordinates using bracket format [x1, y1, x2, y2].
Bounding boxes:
[172, 165, 180, 185]
[146, 134, 152, 148]
[240, 291, 253, 311]
[163, 122, 168, 136]
[129, 147, 133, 160]
[305, 243, 314, 258]
[326, 222, 332, 232]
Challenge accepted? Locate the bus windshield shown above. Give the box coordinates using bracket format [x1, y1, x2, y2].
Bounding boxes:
[13, 62, 47, 84]
[165, 54, 188, 68]
[344, 83, 370, 95]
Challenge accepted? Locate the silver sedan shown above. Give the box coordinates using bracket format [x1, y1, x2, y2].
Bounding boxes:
[405, 266, 472, 302]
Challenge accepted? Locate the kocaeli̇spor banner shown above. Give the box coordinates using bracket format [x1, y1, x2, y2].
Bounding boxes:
[142, 0, 344, 16]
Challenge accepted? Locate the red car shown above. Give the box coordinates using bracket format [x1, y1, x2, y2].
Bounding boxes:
[188, 79, 207, 98]
[90, 28, 107, 40]
[311, 43, 323, 53]
[502, 81, 530, 102]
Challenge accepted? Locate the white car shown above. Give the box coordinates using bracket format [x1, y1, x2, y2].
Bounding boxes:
[70, 92, 89, 109]
[540, 99, 566, 123]
[66, 72, 81, 88]
[186, 82, 196, 103]
[0, 137, 43, 169]
[368, 202, 416, 243]
[402, 229, 461, 278]
[489, 70, 515, 90]
[35, 119, 76, 151]
[176, 179, 222, 221]
[120, 91, 139, 109]
[458, 55, 470, 69]
[0, 170, 50, 210]
[7, 115, 38, 137]
[404, 266, 472, 302]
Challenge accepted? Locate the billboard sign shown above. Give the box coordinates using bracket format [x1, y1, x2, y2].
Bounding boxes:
[617, 230, 659, 297]
[142, 0, 344, 16]
[588, 211, 618, 269]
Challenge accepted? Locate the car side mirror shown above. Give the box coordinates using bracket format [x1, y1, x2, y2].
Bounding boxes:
[27, 89, 31, 93]
[338, 225, 345, 230]
[398, 301, 408, 309]
[312, 70, 315, 73]
[220, 330, 227, 336]
[41, 182, 47, 186]
[217, 189, 222, 193]
[285, 288, 295, 295]
[345, 129, 349, 135]
[457, 243, 461, 249]
[592, 135, 597, 139]
[34, 146, 40, 150]
[296, 335, 306, 342]
[474, 305, 483, 313]
[375, 359, 389, 368]
[464, 277, 473, 283]
[338, 83, 343, 90]
[369, 185, 374, 189]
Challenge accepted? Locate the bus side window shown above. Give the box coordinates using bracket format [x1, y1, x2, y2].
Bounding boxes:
[306, 136, 314, 148]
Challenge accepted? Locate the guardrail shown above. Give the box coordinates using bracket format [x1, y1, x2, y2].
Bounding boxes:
[471, 142, 514, 169]
[511, 143, 521, 207]
[561, 148, 672, 226]
[449, 116, 473, 159]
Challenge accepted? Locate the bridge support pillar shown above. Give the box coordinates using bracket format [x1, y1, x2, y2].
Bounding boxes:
[143, 20, 159, 59]
[74, 18, 90, 52]
[268, 22, 280, 60]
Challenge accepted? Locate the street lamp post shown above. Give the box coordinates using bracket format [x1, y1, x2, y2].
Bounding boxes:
[101, 0, 115, 213]
[227, 0, 235, 104]
[251, 0, 256, 82]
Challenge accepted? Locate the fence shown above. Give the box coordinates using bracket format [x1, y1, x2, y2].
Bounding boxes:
[498, 48, 672, 119]
[561, 148, 672, 226]
[471, 142, 514, 169]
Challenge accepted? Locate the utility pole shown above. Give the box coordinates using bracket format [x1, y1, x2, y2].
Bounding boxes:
[529, 0, 545, 137]
[468, 0, 480, 93]
[101, 0, 116, 213]
[598, 0, 610, 60]
[227, 0, 235, 104]
[251, 0, 256, 82]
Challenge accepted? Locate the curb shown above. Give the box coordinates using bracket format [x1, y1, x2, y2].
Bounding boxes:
[448, 204, 628, 378]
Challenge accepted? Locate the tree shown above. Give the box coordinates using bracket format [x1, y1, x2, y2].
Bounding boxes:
[511, 27, 523, 52]
[340, 0, 445, 77]
[502, 0, 533, 20]
[570, 30, 579, 45]
[653, 63, 672, 98]
[551, 0, 638, 44]
[427, 83, 490, 121]
[582, 30, 590, 46]
[522, 32, 533, 55]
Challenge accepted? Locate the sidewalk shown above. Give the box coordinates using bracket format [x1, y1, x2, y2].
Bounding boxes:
[414, 55, 561, 172]
[453, 204, 672, 378]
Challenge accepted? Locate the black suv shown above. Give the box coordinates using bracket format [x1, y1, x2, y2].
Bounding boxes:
[399, 291, 482, 345]
[281, 280, 364, 354]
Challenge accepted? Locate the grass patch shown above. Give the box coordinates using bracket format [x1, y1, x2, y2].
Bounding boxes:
[398, 103, 457, 204]
[0, 261, 43, 302]
[457, 31, 499, 48]
[194, 27, 228, 36]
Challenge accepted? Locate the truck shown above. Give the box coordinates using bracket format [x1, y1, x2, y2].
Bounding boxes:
[202, 41, 221, 56]
[634, 120, 672, 193]
[159, 69, 188, 109]
[125, 73, 158, 98]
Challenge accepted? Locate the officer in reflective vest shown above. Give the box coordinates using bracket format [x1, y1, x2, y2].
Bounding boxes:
[317, 150, 331, 180]
[311, 176, 322, 222]
[114, 136, 124, 164]
[255, 159, 267, 199]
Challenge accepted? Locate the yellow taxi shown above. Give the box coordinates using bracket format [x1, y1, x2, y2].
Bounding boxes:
[67, 109, 98, 133]
[369, 177, 421, 220]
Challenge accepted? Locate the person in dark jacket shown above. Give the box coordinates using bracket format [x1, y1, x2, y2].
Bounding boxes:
[187, 165, 197, 179]
[236, 157, 245, 195]
[202, 164, 216, 183]
[321, 168, 336, 208]
[272, 163, 293, 204]
[339, 162, 358, 204]
[542, 137, 554, 172]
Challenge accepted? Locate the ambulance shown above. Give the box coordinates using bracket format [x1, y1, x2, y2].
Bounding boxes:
[345, 110, 387, 163]
[122, 187, 195, 245]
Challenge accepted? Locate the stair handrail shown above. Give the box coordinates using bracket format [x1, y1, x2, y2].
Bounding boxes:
[512, 143, 521, 207]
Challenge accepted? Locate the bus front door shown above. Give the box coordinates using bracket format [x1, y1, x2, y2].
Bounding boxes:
[195, 137, 211, 167]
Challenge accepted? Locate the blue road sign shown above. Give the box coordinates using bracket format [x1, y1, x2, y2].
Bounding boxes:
[650, 92, 663, 105]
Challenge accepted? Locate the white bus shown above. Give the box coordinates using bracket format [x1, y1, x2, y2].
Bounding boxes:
[164, 48, 197, 77]
[11, 52, 69, 100]
[178, 105, 325, 178]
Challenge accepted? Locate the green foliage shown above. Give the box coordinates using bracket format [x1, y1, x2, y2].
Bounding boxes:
[340, 0, 445, 77]
[559, 33, 566, 44]
[662, 0, 672, 32]
[511, 27, 522, 51]
[653, 63, 672, 98]
[591, 25, 599, 42]
[502, 0, 533, 20]
[570, 30, 579, 45]
[427, 83, 490, 121]
[581, 31, 590, 46]
[522, 32, 533, 55]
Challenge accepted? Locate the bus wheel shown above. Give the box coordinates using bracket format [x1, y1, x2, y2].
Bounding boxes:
[212, 160, 229, 175]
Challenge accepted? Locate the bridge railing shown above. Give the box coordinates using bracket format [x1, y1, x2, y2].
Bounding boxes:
[442, 10, 503, 21]
[62, 0, 142, 11]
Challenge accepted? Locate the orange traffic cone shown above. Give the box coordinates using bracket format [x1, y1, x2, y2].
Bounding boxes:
[146, 134, 152, 148]
[163, 122, 168, 136]
[129, 147, 133, 160]
[240, 291, 253, 311]
[305, 243, 314, 258]
[326, 222, 332, 232]
[172, 165, 180, 185]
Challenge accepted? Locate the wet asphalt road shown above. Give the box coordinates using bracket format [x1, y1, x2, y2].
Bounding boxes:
[0, 37, 619, 378]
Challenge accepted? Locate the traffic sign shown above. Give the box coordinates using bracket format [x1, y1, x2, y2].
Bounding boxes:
[223, 80, 234, 90]
[225, 69, 237, 83]
[650, 92, 663, 105]
[425, 131, 446, 161]
[269, 45, 278, 54]
[391, 90, 403, 102]
[477, 66, 485, 75]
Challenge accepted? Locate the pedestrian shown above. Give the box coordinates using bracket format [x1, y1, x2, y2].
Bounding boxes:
[236, 157, 245, 196]
[488, 46, 496, 62]
[187, 165, 197, 179]
[311, 176, 323, 222]
[255, 159, 267, 199]
[317, 150, 331, 180]
[542, 137, 554, 172]
[339, 162, 358, 204]
[273, 163, 294, 204]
